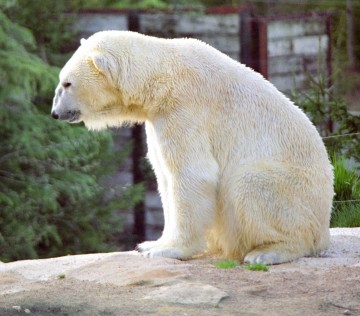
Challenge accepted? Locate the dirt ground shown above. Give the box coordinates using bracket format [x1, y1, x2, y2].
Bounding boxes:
[0, 228, 359, 316]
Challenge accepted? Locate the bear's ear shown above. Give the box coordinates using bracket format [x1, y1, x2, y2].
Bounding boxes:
[91, 53, 108, 73]
[90, 52, 118, 85]
[80, 38, 87, 45]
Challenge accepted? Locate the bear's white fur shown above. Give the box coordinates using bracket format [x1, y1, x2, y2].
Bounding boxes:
[52, 31, 334, 264]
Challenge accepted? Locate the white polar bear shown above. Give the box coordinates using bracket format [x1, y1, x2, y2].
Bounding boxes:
[51, 31, 334, 264]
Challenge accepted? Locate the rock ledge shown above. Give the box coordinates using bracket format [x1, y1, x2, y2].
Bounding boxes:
[0, 228, 359, 316]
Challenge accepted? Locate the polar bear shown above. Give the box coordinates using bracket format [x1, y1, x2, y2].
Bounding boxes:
[51, 31, 334, 264]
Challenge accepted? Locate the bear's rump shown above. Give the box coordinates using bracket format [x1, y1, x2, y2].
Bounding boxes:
[207, 160, 332, 259]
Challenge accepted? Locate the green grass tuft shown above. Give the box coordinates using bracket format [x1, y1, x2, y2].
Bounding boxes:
[332, 154, 360, 202]
[244, 263, 269, 271]
[214, 259, 238, 269]
[331, 154, 360, 228]
[331, 202, 360, 227]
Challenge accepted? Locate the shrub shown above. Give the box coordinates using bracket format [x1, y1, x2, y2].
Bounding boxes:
[291, 71, 360, 163]
[330, 155, 360, 227]
[331, 203, 360, 228]
[0, 10, 143, 262]
[291, 70, 360, 228]
[332, 155, 360, 201]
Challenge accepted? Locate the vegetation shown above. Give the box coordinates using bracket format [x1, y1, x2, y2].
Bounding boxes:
[331, 155, 360, 227]
[84, 0, 168, 9]
[331, 203, 360, 228]
[244, 263, 269, 272]
[292, 72, 360, 228]
[214, 259, 238, 269]
[58, 274, 66, 280]
[3, 0, 81, 67]
[0, 5, 143, 262]
[214, 260, 270, 271]
[287, 0, 360, 228]
[81, 0, 211, 9]
[332, 155, 360, 202]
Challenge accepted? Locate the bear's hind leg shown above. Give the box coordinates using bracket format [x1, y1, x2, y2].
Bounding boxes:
[226, 161, 332, 265]
[244, 241, 314, 265]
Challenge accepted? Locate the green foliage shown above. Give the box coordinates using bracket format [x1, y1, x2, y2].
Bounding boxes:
[291, 72, 360, 164]
[330, 155, 360, 227]
[214, 259, 238, 269]
[82, 0, 168, 9]
[0, 10, 143, 262]
[114, 0, 168, 9]
[244, 263, 269, 272]
[0, 11, 57, 101]
[331, 203, 360, 228]
[332, 155, 360, 202]
[292, 71, 360, 228]
[58, 274, 66, 280]
[291, 73, 336, 137]
[245, 263, 269, 272]
[3, 0, 82, 66]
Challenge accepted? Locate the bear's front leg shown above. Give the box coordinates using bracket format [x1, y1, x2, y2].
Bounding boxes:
[141, 154, 219, 260]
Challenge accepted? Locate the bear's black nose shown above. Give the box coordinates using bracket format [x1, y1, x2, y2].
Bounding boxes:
[51, 111, 59, 120]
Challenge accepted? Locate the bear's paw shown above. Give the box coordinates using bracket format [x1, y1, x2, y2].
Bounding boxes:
[136, 240, 161, 252]
[244, 251, 281, 265]
[137, 239, 187, 259]
[141, 246, 189, 260]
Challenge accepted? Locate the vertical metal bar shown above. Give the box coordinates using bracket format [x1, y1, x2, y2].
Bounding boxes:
[240, 9, 255, 68]
[326, 14, 334, 133]
[128, 10, 147, 244]
[258, 19, 268, 79]
[128, 10, 140, 33]
[346, 0, 355, 67]
[240, 9, 268, 78]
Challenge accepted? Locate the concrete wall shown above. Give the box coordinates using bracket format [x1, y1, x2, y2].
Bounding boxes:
[74, 10, 331, 94]
[139, 13, 240, 61]
[74, 12, 128, 38]
[266, 17, 330, 93]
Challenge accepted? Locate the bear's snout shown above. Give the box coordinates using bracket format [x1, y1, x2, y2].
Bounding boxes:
[51, 111, 59, 120]
[50, 109, 81, 123]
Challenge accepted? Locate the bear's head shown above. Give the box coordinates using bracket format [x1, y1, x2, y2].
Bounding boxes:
[51, 32, 156, 130]
[51, 37, 124, 130]
[51, 31, 177, 130]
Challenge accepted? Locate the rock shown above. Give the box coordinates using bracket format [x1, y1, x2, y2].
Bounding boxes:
[144, 282, 229, 306]
[66, 252, 189, 287]
[0, 228, 359, 315]
[124, 268, 187, 287]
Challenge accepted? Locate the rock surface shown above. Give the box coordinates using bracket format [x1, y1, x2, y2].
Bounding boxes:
[0, 228, 359, 316]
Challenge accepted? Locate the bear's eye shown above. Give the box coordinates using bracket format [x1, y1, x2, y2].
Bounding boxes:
[62, 82, 72, 88]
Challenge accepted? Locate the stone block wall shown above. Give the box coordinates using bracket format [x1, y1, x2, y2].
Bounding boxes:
[74, 12, 128, 38]
[74, 10, 331, 94]
[265, 16, 331, 93]
[139, 13, 240, 60]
